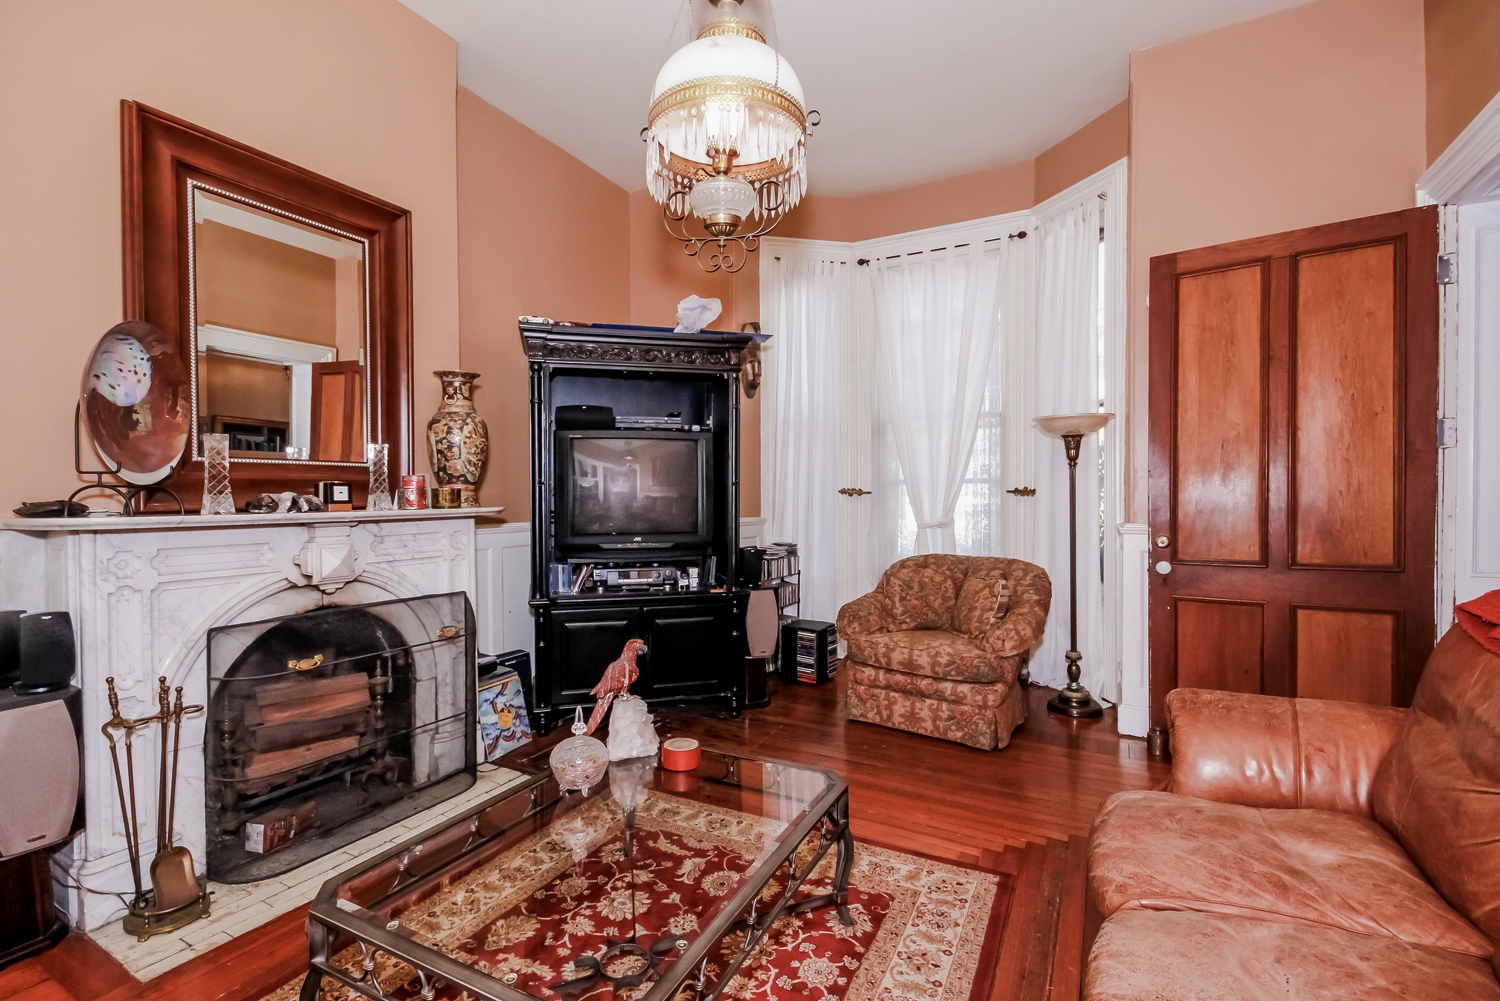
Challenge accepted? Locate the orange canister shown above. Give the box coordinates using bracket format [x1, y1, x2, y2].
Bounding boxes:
[660, 737, 701, 771]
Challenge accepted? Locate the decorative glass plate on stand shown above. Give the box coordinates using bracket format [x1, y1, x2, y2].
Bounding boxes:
[71, 321, 191, 514]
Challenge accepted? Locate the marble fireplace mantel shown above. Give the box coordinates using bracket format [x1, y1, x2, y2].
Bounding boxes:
[0, 506, 501, 930]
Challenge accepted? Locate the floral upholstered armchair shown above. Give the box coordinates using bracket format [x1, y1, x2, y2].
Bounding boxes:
[838, 555, 1052, 750]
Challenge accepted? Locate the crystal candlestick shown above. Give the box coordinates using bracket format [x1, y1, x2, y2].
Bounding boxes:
[200, 434, 235, 516]
[366, 443, 394, 511]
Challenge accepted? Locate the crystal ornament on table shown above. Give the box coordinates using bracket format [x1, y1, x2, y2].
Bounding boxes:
[199, 433, 235, 515]
[549, 707, 609, 794]
[365, 443, 394, 511]
[605, 695, 659, 762]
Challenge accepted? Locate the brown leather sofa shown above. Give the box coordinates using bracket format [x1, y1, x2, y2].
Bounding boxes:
[837, 555, 1051, 750]
[1084, 623, 1500, 1000]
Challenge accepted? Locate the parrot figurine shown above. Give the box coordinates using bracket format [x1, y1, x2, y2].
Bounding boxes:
[585, 638, 647, 735]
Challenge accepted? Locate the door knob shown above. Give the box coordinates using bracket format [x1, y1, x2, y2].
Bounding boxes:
[1154, 561, 1172, 575]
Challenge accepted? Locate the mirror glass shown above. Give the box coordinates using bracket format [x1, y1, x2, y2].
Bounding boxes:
[189, 184, 368, 464]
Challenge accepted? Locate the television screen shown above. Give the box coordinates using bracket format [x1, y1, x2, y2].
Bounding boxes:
[567, 436, 702, 536]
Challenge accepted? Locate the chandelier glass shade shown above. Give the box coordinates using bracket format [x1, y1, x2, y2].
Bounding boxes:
[645, 0, 814, 272]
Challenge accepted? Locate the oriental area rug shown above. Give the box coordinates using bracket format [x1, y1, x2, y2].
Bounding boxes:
[261, 792, 1014, 1001]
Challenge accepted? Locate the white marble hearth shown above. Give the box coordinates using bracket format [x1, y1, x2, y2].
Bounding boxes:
[90, 763, 531, 981]
[0, 507, 502, 933]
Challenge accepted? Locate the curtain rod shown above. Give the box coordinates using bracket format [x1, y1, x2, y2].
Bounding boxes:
[837, 190, 1108, 266]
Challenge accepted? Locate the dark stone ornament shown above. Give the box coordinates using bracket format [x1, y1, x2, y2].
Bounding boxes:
[245, 493, 278, 514]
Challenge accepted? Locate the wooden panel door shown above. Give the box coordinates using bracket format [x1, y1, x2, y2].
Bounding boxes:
[309, 360, 364, 461]
[1148, 207, 1438, 725]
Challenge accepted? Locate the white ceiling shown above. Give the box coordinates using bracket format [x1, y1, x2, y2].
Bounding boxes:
[399, 0, 1313, 197]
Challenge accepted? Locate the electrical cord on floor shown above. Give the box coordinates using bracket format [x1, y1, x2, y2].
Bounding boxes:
[55, 874, 133, 908]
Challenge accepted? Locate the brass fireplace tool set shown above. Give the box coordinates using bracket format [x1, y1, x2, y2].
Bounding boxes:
[102, 675, 211, 940]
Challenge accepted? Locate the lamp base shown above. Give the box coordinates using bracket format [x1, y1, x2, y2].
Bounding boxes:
[1047, 684, 1104, 719]
[1046, 649, 1104, 718]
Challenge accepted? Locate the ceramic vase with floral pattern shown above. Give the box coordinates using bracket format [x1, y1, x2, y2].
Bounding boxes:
[426, 370, 487, 507]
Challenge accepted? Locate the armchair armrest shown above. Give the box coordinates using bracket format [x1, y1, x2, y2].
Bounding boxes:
[836, 591, 892, 640]
[981, 563, 1052, 659]
[1167, 689, 1408, 818]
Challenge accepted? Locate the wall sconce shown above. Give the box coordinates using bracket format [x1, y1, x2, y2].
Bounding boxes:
[741, 322, 763, 398]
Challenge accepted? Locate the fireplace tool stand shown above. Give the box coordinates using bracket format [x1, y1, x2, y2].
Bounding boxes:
[103, 676, 210, 941]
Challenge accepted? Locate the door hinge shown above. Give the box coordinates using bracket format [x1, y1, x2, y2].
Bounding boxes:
[1437, 253, 1456, 285]
[1438, 417, 1458, 448]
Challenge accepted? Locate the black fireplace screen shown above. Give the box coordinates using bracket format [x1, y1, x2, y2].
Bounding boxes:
[205, 592, 476, 883]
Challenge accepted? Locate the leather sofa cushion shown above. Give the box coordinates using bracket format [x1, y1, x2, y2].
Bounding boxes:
[1084, 910, 1500, 1001]
[951, 572, 1011, 640]
[845, 630, 1000, 683]
[846, 662, 1014, 707]
[882, 567, 958, 631]
[1372, 626, 1500, 943]
[1167, 688, 1406, 817]
[1090, 790, 1493, 958]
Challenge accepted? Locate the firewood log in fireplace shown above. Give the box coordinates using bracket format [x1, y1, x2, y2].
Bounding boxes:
[240, 673, 372, 793]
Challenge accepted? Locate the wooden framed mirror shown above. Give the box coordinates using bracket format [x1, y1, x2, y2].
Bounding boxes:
[121, 101, 412, 505]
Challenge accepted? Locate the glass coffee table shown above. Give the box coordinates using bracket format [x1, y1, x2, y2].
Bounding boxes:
[300, 748, 852, 1001]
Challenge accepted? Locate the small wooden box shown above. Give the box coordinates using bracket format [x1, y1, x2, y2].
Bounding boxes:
[243, 801, 318, 855]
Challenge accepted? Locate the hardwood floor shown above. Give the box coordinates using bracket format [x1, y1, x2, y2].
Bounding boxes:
[0, 678, 1166, 1001]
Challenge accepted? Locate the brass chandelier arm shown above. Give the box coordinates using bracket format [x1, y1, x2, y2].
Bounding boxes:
[660, 177, 786, 274]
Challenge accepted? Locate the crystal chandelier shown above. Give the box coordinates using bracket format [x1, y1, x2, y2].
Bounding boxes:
[645, 0, 817, 273]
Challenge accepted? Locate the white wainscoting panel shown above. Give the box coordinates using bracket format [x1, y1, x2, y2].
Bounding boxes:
[740, 516, 766, 546]
[1116, 524, 1150, 737]
[475, 523, 535, 665]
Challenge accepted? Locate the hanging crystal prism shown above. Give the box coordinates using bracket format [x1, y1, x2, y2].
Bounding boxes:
[200, 434, 235, 516]
[366, 443, 394, 511]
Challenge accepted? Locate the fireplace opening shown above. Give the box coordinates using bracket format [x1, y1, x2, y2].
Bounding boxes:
[205, 592, 476, 883]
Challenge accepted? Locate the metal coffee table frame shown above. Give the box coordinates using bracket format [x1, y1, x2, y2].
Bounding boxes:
[300, 749, 853, 1001]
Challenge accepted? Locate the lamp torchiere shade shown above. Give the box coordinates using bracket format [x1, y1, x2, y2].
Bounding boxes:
[1035, 413, 1115, 438]
[1035, 412, 1115, 718]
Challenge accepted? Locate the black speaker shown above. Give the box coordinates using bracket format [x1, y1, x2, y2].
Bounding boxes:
[0, 685, 82, 969]
[555, 404, 615, 430]
[0, 611, 22, 690]
[14, 612, 75, 695]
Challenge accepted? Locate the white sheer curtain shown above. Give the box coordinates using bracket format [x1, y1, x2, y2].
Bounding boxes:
[1027, 198, 1106, 693]
[761, 253, 851, 622]
[869, 244, 1006, 554]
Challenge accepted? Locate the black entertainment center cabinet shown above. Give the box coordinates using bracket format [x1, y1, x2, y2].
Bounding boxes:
[521, 319, 754, 732]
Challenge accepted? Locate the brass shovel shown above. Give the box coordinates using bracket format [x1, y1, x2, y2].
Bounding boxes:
[150, 682, 203, 910]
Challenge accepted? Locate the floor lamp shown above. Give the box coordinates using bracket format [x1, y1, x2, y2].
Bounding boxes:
[1035, 412, 1115, 718]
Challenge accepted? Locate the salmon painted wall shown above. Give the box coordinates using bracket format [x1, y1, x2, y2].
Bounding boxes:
[1425, 0, 1500, 162]
[1126, 0, 1427, 521]
[456, 88, 631, 519]
[1036, 101, 1130, 203]
[776, 159, 1036, 244]
[0, 0, 460, 512]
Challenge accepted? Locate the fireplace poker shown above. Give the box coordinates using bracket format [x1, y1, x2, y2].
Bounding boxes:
[101, 677, 156, 898]
[155, 678, 170, 850]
